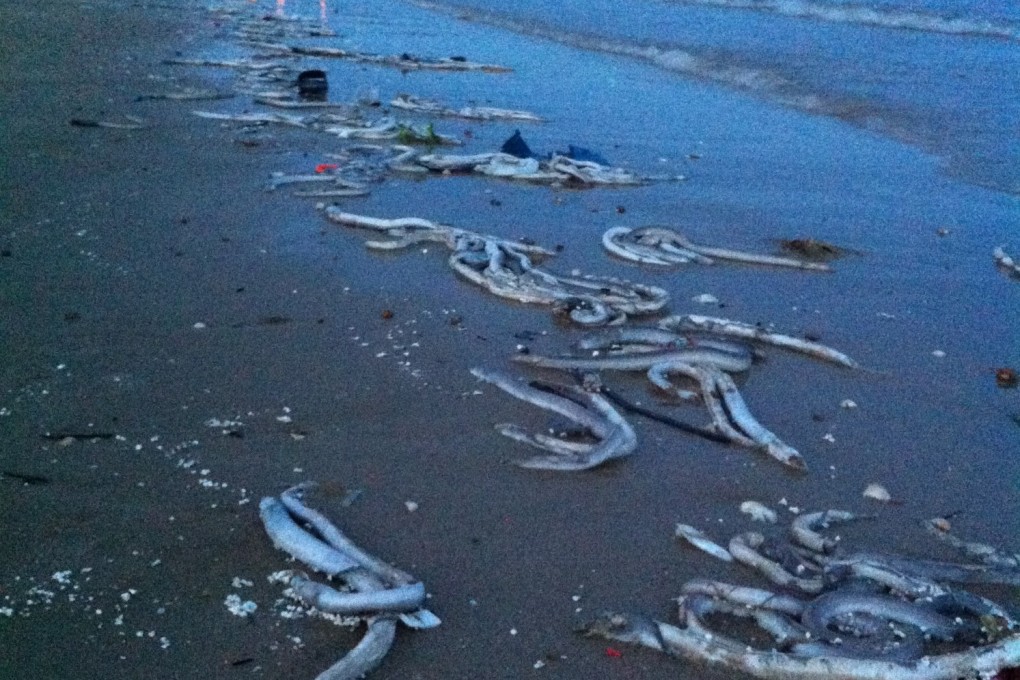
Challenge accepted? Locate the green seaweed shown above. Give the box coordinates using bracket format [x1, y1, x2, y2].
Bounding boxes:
[396, 122, 442, 145]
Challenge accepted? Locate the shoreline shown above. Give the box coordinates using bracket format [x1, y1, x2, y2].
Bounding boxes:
[1, 0, 1017, 678]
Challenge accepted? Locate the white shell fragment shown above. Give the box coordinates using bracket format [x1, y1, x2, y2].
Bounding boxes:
[675, 523, 733, 562]
[840, 399, 857, 409]
[862, 483, 892, 502]
[739, 501, 778, 524]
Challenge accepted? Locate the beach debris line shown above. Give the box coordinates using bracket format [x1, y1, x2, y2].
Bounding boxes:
[136, 87, 235, 101]
[259, 484, 439, 680]
[230, 12, 338, 42]
[322, 116, 461, 145]
[325, 210, 669, 326]
[579, 511, 1020, 679]
[603, 226, 832, 270]
[406, 143, 681, 185]
[403, 129, 674, 185]
[470, 367, 637, 470]
[390, 93, 544, 122]
[192, 109, 312, 127]
[247, 41, 513, 72]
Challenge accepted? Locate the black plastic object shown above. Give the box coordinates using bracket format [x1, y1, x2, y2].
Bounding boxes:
[296, 69, 328, 99]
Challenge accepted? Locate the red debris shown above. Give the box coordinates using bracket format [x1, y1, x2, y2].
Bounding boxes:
[605, 647, 623, 658]
[314, 163, 338, 174]
[995, 367, 1018, 388]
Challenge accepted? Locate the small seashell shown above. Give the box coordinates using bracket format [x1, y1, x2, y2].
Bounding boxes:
[862, 483, 892, 502]
[740, 501, 777, 523]
[840, 399, 857, 409]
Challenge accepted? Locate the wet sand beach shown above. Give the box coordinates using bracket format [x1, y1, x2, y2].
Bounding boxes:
[1, 0, 1017, 678]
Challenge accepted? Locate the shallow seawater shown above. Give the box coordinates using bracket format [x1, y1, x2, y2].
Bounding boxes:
[400, 0, 1020, 195]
